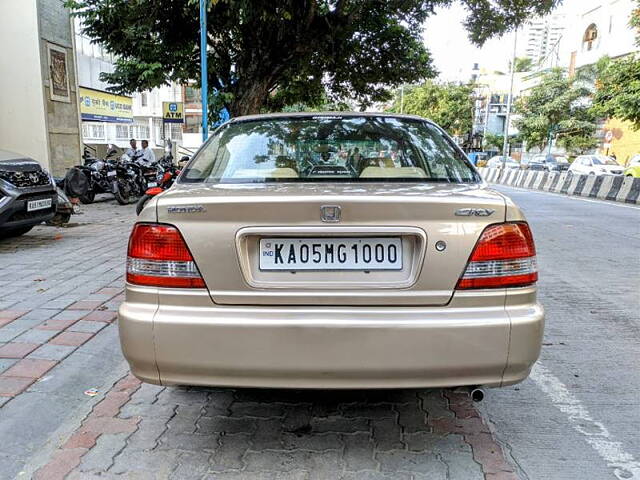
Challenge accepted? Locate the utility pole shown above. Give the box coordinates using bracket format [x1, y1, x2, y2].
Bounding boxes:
[502, 30, 518, 164]
[400, 85, 405, 114]
[200, 0, 208, 142]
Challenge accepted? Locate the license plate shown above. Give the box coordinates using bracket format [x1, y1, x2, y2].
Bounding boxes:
[147, 182, 157, 187]
[107, 170, 117, 177]
[27, 198, 52, 212]
[259, 237, 402, 271]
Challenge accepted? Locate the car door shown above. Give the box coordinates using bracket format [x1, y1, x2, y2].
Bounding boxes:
[585, 157, 595, 174]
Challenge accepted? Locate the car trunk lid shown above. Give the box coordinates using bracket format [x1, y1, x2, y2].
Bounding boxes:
[155, 182, 506, 306]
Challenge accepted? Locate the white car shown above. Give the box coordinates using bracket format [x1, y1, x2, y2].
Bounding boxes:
[569, 155, 624, 176]
[627, 154, 640, 167]
[487, 156, 519, 169]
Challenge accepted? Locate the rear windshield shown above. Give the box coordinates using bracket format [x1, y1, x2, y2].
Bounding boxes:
[180, 116, 480, 184]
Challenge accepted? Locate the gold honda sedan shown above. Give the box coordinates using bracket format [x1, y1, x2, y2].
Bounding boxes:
[119, 113, 543, 390]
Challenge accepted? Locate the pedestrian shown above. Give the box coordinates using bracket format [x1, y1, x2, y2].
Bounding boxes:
[140, 140, 156, 164]
[125, 138, 139, 159]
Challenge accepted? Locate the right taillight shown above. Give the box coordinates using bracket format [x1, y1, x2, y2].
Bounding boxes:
[457, 222, 538, 289]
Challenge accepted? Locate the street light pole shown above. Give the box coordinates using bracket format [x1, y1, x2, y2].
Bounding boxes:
[200, 0, 208, 142]
[502, 30, 518, 162]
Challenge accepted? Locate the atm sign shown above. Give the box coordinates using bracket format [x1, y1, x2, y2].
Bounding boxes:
[162, 102, 184, 123]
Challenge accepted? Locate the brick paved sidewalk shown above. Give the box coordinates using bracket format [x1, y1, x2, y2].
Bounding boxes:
[37, 378, 518, 480]
[0, 199, 519, 480]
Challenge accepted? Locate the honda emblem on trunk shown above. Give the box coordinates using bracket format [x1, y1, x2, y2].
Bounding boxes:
[320, 205, 341, 222]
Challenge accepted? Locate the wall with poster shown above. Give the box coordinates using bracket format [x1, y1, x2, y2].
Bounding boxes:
[39, 0, 83, 175]
[79, 87, 133, 123]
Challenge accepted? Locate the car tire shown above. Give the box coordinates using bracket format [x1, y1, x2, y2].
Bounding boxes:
[79, 191, 95, 204]
[136, 194, 153, 215]
[0, 226, 34, 238]
[46, 211, 72, 226]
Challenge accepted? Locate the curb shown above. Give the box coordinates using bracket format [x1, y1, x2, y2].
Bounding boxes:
[478, 167, 640, 205]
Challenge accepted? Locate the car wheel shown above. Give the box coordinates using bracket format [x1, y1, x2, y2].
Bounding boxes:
[46, 211, 72, 226]
[0, 226, 34, 238]
[589, 172, 595, 175]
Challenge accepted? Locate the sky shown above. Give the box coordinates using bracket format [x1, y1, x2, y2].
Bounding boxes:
[422, 1, 581, 81]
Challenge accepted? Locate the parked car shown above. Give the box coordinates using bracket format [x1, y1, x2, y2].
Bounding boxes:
[487, 156, 519, 169]
[0, 150, 57, 237]
[624, 154, 640, 178]
[520, 155, 546, 171]
[529, 154, 570, 172]
[569, 155, 624, 176]
[120, 113, 543, 393]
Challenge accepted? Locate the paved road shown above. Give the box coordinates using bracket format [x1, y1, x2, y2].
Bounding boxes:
[0, 189, 638, 479]
[484, 187, 640, 480]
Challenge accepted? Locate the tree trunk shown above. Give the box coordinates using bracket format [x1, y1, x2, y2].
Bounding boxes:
[229, 80, 272, 117]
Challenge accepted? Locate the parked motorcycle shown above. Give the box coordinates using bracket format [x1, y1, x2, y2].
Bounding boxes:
[112, 155, 146, 205]
[135, 155, 186, 215]
[76, 147, 119, 204]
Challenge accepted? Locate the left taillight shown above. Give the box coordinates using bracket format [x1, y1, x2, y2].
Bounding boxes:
[456, 222, 538, 289]
[126, 223, 205, 288]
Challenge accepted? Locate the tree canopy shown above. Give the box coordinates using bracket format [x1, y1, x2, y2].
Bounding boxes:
[591, 3, 640, 130]
[591, 56, 640, 130]
[67, 0, 559, 119]
[483, 133, 505, 151]
[515, 68, 598, 154]
[514, 57, 534, 72]
[387, 81, 474, 137]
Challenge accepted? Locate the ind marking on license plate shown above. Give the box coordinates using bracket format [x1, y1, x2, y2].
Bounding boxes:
[259, 237, 402, 271]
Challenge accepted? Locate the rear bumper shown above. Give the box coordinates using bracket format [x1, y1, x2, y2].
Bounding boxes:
[118, 287, 544, 389]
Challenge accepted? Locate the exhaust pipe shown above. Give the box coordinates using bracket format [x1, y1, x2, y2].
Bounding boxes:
[469, 387, 485, 402]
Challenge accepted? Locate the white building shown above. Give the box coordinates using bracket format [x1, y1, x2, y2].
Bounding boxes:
[518, 14, 567, 68]
[559, 0, 638, 72]
[558, 0, 639, 162]
[473, 71, 527, 138]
